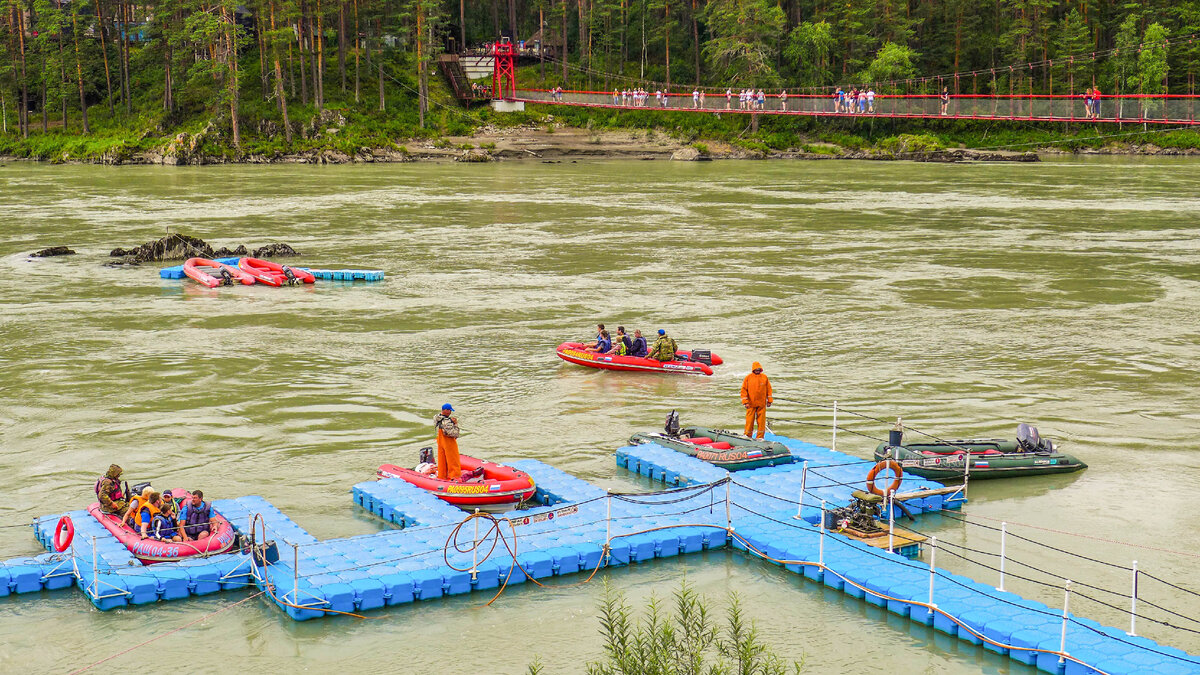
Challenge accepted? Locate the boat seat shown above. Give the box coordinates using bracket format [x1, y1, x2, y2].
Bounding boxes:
[683, 437, 714, 445]
[708, 442, 733, 450]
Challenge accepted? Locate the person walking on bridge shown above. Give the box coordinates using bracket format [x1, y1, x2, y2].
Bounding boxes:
[435, 404, 462, 481]
[740, 362, 773, 440]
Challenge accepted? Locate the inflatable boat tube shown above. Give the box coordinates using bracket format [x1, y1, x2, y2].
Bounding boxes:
[238, 257, 315, 285]
[377, 455, 536, 511]
[556, 342, 722, 376]
[183, 258, 257, 288]
[87, 489, 237, 563]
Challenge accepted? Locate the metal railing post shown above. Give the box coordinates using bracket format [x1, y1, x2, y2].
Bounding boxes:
[1059, 581, 1072, 664]
[795, 461, 808, 519]
[887, 489, 895, 553]
[818, 500, 826, 566]
[927, 536, 937, 614]
[91, 535, 99, 597]
[725, 480, 732, 531]
[471, 509, 480, 581]
[832, 400, 838, 452]
[997, 522, 1007, 591]
[1128, 561, 1138, 636]
[292, 543, 300, 602]
[962, 449, 971, 498]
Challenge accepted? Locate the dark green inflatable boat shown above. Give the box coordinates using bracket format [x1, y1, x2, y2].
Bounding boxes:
[874, 423, 1086, 480]
[629, 413, 793, 471]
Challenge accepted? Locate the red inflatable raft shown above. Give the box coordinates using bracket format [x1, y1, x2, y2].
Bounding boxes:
[238, 257, 315, 285]
[87, 489, 237, 563]
[377, 455, 536, 511]
[556, 342, 722, 376]
[184, 258, 256, 288]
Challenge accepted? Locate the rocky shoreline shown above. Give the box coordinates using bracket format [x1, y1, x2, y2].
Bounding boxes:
[5, 124, 1198, 166]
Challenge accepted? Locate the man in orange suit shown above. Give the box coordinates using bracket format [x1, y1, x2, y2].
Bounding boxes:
[740, 362, 773, 440]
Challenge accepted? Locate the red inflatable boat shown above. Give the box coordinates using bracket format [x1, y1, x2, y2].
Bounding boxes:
[184, 258, 256, 287]
[238, 257, 315, 285]
[377, 455, 537, 511]
[88, 489, 237, 563]
[556, 342, 723, 376]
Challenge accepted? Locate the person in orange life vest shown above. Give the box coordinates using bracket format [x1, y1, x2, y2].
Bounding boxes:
[740, 362, 773, 440]
[435, 403, 462, 481]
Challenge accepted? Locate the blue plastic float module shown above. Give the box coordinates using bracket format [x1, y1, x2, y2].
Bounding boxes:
[159, 258, 385, 282]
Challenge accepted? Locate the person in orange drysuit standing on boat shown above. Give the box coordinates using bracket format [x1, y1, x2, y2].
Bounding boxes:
[435, 403, 462, 481]
[740, 362, 773, 440]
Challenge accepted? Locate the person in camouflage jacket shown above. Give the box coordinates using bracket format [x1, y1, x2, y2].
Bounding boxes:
[97, 464, 127, 515]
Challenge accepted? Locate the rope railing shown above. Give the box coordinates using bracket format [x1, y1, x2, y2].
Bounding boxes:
[518, 87, 1200, 126]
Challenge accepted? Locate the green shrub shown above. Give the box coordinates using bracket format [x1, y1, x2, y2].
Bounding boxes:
[692, 142, 709, 155]
[878, 133, 945, 154]
[480, 141, 497, 150]
[582, 580, 804, 675]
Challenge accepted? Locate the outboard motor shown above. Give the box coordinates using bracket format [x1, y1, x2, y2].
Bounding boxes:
[282, 266, 298, 285]
[418, 447, 434, 465]
[129, 481, 152, 497]
[690, 350, 713, 366]
[219, 268, 234, 286]
[665, 410, 681, 437]
[1016, 423, 1043, 452]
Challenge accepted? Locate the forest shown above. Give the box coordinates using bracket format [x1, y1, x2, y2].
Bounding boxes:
[0, 0, 1196, 152]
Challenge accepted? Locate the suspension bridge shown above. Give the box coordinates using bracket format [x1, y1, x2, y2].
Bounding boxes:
[458, 36, 1200, 128]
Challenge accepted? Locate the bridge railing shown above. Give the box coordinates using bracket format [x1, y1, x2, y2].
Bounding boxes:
[518, 88, 1200, 125]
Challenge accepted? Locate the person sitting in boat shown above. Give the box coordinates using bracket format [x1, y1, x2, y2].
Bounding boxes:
[606, 332, 628, 356]
[646, 329, 679, 362]
[131, 491, 170, 540]
[435, 404, 463, 481]
[586, 329, 612, 353]
[629, 330, 648, 358]
[96, 464, 127, 515]
[122, 486, 156, 528]
[152, 495, 182, 542]
[614, 326, 634, 355]
[177, 490, 213, 542]
[582, 323, 606, 351]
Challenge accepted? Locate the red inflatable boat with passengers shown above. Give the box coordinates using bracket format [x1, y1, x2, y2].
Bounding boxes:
[377, 455, 537, 511]
[556, 342, 723, 376]
[88, 488, 237, 563]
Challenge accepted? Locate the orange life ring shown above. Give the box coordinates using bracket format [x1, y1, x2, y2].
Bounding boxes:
[53, 515, 75, 552]
[866, 460, 903, 497]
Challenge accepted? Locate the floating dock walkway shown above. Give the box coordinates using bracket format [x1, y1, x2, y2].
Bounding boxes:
[3, 433, 1197, 674]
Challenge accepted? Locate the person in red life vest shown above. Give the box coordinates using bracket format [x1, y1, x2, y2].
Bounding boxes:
[435, 404, 462, 481]
[96, 464, 127, 515]
[740, 362, 773, 440]
[178, 490, 213, 542]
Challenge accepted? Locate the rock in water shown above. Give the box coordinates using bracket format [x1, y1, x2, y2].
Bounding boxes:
[30, 246, 76, 257]
[110, 233, 214, 263]
[252, 243, 299, 258]
[212, 244, 250, 257]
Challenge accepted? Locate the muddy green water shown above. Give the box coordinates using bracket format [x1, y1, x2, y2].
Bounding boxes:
[1, 158, 1199, 674]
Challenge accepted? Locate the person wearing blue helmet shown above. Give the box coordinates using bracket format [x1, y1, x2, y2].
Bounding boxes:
[646, 329, 679, 362]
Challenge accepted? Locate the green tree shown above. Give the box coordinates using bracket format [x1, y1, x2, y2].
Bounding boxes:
[1053, 9, 1092, 94]
[700, 0, 784, 86]
[784, 20, 834, 88]
[1139, 22, 1170, 116]
[861, 42, 919, 91]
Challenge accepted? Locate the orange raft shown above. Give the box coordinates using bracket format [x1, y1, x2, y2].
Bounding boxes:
[377, 455, 536, 511]
[87, 489, 237, 563]
[556, 342, 722, 376]
[183, 258, 256, 287]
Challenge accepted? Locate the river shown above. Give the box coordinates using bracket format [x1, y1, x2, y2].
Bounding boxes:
[1, 158, 1198, 674]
